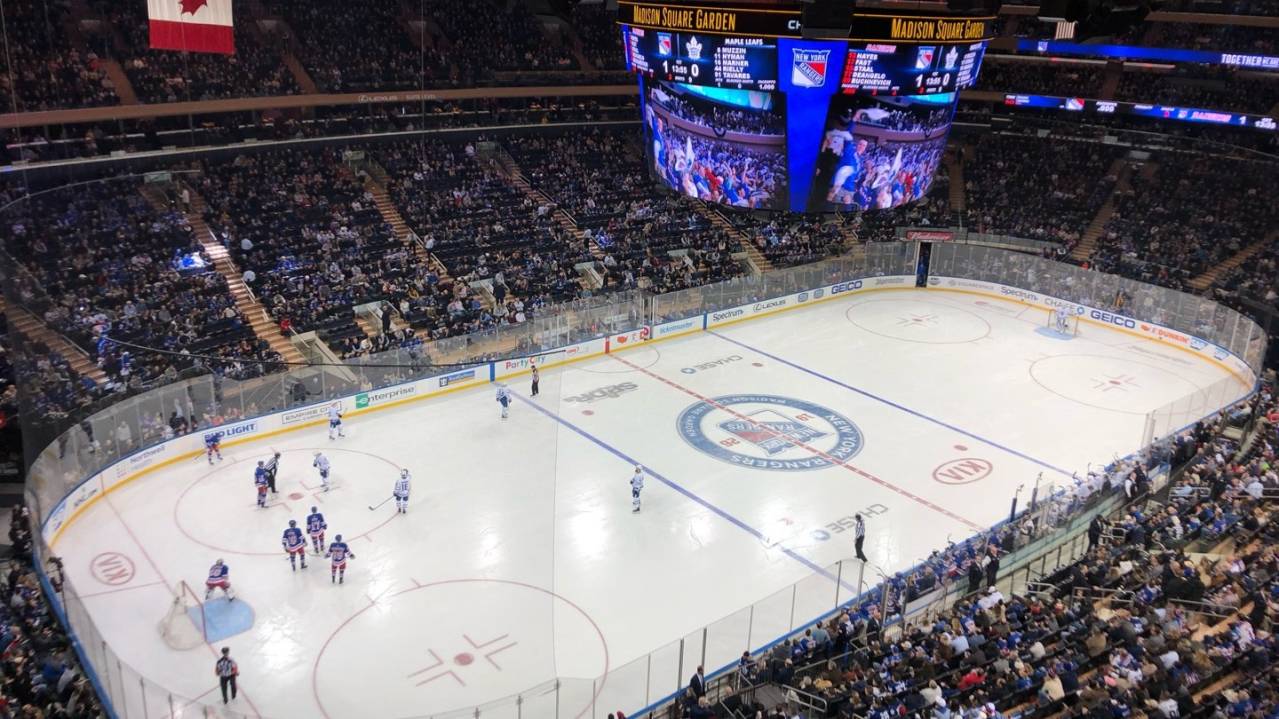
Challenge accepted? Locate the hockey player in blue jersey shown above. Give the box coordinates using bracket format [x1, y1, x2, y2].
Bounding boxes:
[496, 386, 511, 419]
[325, 535, 355, 584]
[306, 507, 327, 554]
[312, 452, 332, 492]
[205, 559, 235, 600]
[282, 520, 308, 571]
[205, 432, 223, 464]
[255, 472, 269, 508]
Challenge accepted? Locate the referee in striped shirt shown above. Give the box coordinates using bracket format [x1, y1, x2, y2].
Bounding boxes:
[853, 514, 868, 562]
[216, 647, 238, 704]
[264, 452, 281, 495]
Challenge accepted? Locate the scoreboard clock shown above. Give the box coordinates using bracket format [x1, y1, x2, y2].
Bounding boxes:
[625, 26, 779, 90]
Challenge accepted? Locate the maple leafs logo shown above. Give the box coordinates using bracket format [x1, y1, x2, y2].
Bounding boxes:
[178, 0, 209, 15]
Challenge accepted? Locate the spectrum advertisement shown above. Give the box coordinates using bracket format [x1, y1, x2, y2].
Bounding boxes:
[1003, 94, 1278, 132]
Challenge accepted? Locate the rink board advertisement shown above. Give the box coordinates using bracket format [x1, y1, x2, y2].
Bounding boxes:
[928, 276, 1256, 384]
[40, 272, 1242, 545]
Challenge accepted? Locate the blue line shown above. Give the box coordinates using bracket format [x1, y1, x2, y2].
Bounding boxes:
[505, 389, 858, 593]
[708, 331, 1076, 479]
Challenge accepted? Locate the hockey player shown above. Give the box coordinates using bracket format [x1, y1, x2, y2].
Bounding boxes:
[312, 451, 331, 492]
[205, 432, 223, 464]
[325, 535, 355, 584]
[205, 559, 235, 600]
[496, 386, 512, 419]
[394, 469, 411, 514]
[631, 465, 645, 513]
[255, 471, 269, 508]
[328, 404, 345, 440]
[263, 451, 281, 494]
[305, 506, 327, 555]
[282, 520, 308, 571]
[531, 365, 540, 397]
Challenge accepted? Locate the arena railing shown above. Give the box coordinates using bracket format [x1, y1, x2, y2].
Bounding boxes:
[13, 241, 1264, 719]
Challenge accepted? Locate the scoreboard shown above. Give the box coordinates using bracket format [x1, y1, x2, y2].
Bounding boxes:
[623, 27, 986, 97]
[840, 42, 986, 96]
[625, 26, 777, 90]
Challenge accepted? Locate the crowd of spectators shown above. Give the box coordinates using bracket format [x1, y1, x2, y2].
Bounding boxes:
[571, 3, 627, 71]
[686, 390, 1278, 719]
[92, 0, 298, 103]
[378, 138, 595, 334]
[653, 91, 786, 135]
[507, 130, 749, 294]
[1088, 152, 1279, 292]
[974, 60, 1106, 97]
[963, 132, 1125, 250]
[1115, 68, 1279, 114]
[3, 179, 281, 402]
[1128, 22, 1278, 55]
[0, 506, 107, 718]
[270, 0, 452, 92]
[0, 0, 117, 112]
[725, 213, 851, 268]
[197, 148, 406, 347]
[421, 0, 577, 80]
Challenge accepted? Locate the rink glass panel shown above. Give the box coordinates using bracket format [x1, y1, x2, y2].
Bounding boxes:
[12, 239, 1264, 719]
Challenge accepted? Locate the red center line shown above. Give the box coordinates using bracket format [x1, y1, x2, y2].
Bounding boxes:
[609, 354, 984, 531]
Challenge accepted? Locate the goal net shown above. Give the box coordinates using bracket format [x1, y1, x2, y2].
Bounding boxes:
[1047, 307, 1080, 336]
[158, 580, 206, 650]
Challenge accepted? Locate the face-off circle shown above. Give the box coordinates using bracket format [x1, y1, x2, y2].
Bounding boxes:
[174, 448, 403, 555]
[845, 299, 991, 344]
[677, 394, 864, 472]
[311, 579, 608, 719]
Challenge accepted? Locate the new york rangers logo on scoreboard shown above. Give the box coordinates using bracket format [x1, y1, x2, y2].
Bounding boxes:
[791, 48, 830, 88]
[657, 32, 673, 56]
[915, 46, 936, 69]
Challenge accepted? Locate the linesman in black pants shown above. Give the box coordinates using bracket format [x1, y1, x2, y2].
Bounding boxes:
[531, 365, 540, 397]
[216, 647, 238, 704]
[853, 514, 868, 562]
[264, 452, 281, 494]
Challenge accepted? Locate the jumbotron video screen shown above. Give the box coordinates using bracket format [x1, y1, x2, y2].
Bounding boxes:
[619, 1, 993, 212]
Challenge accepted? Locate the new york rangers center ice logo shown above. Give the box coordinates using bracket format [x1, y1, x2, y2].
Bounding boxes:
[677, 394, 864, 471]
[791, 49, 830, 88]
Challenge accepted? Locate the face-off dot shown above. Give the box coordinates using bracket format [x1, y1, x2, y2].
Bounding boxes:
[453, 652, 474, 666]
[289, 492, 305, 500]
[582, 409, 594, 416]
[752, 362, 764, 367]
[953, 444, 968, 451]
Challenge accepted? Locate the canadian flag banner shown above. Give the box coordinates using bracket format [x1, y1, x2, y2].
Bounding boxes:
[148, 0, 235, 55]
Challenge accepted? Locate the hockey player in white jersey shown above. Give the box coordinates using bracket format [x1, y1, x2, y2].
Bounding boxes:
[631, 465, 645, 513]
[496, 386, 512, 419]
[312, 452, 331, 492]
[327, 404, 345, 440]
[393, 469, 411, 514]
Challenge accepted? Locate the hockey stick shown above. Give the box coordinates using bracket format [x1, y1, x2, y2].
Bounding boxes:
[368, 496, 394, 511]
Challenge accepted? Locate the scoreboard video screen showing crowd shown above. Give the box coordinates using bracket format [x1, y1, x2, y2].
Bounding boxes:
[619, 1, 993, 213]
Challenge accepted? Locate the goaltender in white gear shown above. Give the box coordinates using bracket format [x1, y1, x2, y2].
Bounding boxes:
[313, 452, 331, 492]
[394, 469, 411, 514]
[631, 466, 645, 513]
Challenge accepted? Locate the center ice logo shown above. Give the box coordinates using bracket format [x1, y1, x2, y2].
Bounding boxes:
[677, 394, 864, 472]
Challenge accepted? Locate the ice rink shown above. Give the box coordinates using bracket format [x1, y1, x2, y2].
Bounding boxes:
[51, 288, 1248, 719]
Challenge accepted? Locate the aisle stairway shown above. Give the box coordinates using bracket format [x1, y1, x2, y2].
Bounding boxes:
[694, 205, 773, 273]
[2, 300, 107, 386]
[946, 150, 966, 213]
[362, 162, 453, 283]
[1189, 230, 1278, 291]
[1070, 158, 1134, 262]
[139, 185, 305, 365]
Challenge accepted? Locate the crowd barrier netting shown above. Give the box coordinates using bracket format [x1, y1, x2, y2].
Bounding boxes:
[10, 240, 1263, 719]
